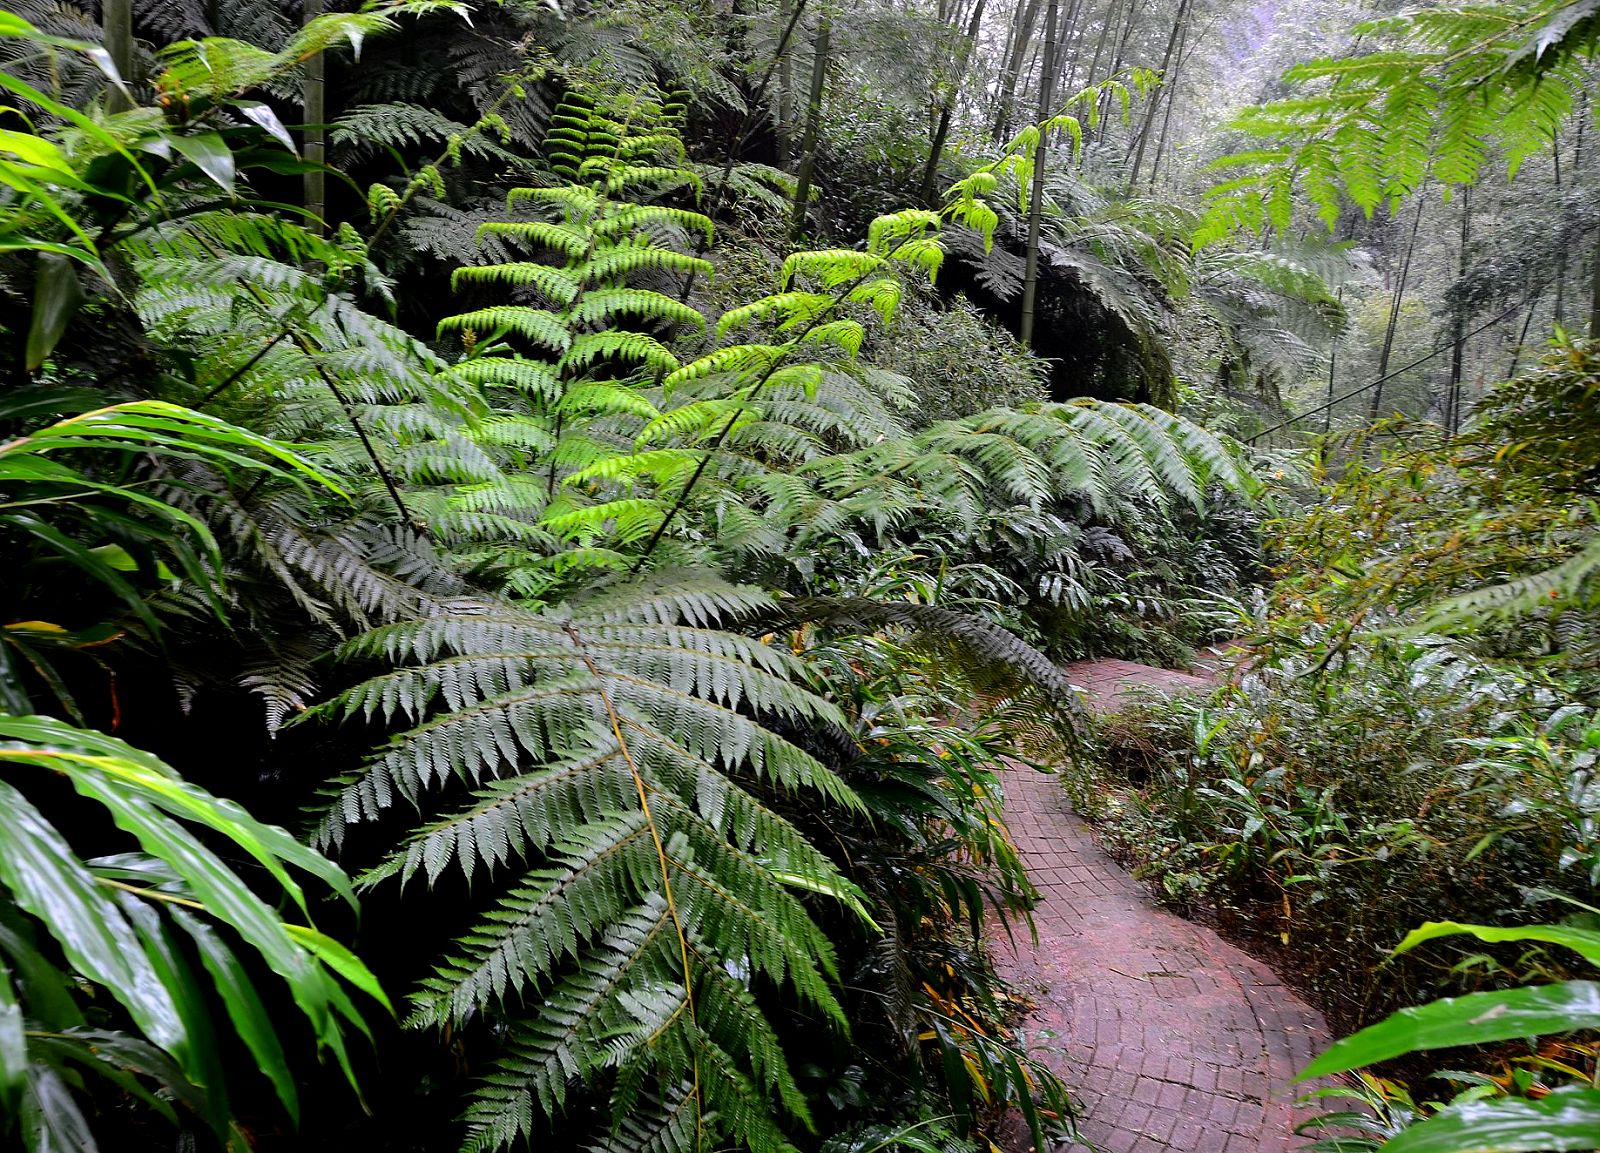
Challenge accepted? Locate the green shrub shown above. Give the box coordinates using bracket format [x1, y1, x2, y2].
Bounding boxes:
[866, 290, 1048, 425]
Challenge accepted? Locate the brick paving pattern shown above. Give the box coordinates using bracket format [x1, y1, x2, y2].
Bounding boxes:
[994, 655, 1328, 1152]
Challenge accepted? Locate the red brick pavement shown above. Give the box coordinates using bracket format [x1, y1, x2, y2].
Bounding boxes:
[994, 658, 1328, 1152]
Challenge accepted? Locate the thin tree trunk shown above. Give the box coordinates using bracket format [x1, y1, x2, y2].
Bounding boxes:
[103, 0, 133, 112]
[776, 0, 796, 165]
[921, 0, 989, 204]
[1368, 194, 1426, 419]
[1126, 0, 1188, 188]
[1093, 0, 1145, 132]
[993, 0, 1045, 141]
[1324, 287, 1343, 433]
[1082, 0, 1119, 88]
[1553, 139, 1567, 327]
[304, 0, 327, 231]
[789, 13, 831, 241]
[1105, 0, 1143, 80]
[1145, 2, 1188, 187]
[1019, 0, 1061, 347]
[1589, 231, 1600, 339]
[993, 0, 1022, 109]
[1049, 0, 1085, 100]
[1503, 293, 1540, 380]
[1446, 185, 1471, 432]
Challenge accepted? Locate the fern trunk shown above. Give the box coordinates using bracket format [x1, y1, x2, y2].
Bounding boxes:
[1019, 0, 1060, 348]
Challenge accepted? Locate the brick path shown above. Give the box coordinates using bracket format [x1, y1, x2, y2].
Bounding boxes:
[993, 656, 1328, 1153]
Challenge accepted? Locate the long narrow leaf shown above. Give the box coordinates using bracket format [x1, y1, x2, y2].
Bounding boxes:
[1383, 1086, 1600, 1152]
[0, 782, 186, 1059]
[1300, 981, 1600, 1080]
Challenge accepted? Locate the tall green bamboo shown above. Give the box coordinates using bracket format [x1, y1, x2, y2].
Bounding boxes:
[304, 0, 327, 230]
[103, 0, 133, 112]
[789, 12, 832, 240]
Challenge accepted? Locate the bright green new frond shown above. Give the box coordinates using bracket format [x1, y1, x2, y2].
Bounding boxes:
[637, 397, 754, 447]
[507, 185, 602, 216]
[663, 344, 790, 391]
[800, 319, 865, 359]
[601, 164, 702, 197]
[1201, 0, 1600, 242]
[595, 204, 715, 246]
[569, 288, 706, 331]
[715, 293, 833, 338]
[847, 279, 904, 325]
[780, 250, 884, 291]
[438, 307, 572, 353]
[557, 381, 662, 421]
[565, 449, 700, 488]
[867, 209, 941, 255]
[582, 246, 715, 283]
[451, 357, 561, 401]
[477, 220, 590, 258]
[542, 498, 669, 545]
[450, 263, 581, 305]
[561, 331, 680, 374]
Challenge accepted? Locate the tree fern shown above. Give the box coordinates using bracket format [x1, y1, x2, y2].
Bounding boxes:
[1198, 0, 1600, 244]
[312, 577, 870, 1153]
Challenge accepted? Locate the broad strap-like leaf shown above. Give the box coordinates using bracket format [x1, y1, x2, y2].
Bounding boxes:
[1300, 980, 1600, 1080]
[0, 781, 187, 1057]
[1383, 1086, 1600, 1153]
[1395, 920, 1600, 971]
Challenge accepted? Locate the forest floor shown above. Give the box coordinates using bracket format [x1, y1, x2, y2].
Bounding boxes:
[993, 654, 1328, 1153]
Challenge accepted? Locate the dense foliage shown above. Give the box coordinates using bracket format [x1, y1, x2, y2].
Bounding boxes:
[1, 0, 1598, 1150]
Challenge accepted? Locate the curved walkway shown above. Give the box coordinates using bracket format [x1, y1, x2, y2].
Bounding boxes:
[994, 657, 1328, 1153]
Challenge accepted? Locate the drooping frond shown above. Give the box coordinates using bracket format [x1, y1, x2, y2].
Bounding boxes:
[313, 577, 871, 1153]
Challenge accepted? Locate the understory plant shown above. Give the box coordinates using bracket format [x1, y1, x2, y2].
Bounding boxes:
[1298, 919, 1600, 1151]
